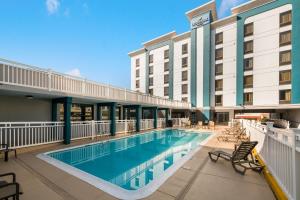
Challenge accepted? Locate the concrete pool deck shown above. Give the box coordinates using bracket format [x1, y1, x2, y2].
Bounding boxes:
[0, 128, 275, 200]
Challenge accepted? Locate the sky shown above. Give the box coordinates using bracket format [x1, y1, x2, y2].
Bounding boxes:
[0, 0, 248, 89]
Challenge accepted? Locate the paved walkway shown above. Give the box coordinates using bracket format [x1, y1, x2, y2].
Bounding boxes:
[0, 128, 275, 200]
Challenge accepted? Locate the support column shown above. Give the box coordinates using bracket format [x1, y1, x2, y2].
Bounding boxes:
[153, 107, 158, 129]
[96, 104, 102, 121]
[51, 100, 58, 121]
[110, 103, 117, 136]
[63, 97, 72, 145]
[135, 105, 142, 132]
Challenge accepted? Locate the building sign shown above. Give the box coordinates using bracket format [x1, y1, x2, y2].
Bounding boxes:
[191, 12, 210, 29]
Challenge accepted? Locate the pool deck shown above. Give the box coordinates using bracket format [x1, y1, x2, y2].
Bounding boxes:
[0, 127, 275, 200]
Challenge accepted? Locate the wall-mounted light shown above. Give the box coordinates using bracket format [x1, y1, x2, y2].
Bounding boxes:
[25, 95, 34, 100]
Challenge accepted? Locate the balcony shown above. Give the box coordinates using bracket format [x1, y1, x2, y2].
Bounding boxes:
[0, 58, 191, 109]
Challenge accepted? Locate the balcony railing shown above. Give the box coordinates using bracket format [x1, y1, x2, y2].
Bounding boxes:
[0, 58, 191, 109]
[0, 122, 64, 148]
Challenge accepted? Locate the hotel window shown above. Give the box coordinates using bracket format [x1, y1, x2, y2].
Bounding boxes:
[136, 69, 140, 78]
[280, 10, 292, 27]
[215, 64, 223, 76]
[279, 31, 291, 46]
[136, 80, 140, 88]
[279, 50, 291, 66]
[149, 66, 153, 75]
[148, 88, 153, 95]
[244, 23, 254, 37]
[182, 97, 188, 102]
[244, 58, 253, 71]
[215, 95, 222, 106]
[136, 58, 140, 68]
[182, 70, 188, 81]
[182, 43, 188, 55]
[164, 49, 169, 59]
[149, 54, 153, 64]
[244, 75, 253, 88]
[215, 79, 223, 91]
[164, 74, 169, 84]
[215, 32, 223, 45]
[244, 92, 253, 105]
[164, 62, 169, 72]
[244, 41, 253, 54]
[164, 87, 169, 96]
[149, 77, 153, 86]
[215, 48, 223, 60]
[182, 57, 188, 68]
[182, 84, 188, 95]
[279, 90, 291, 104]
[279, 70, 291, 85]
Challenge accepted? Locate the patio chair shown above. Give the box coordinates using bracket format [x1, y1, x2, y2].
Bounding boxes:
[197, 121, 203, 129]
[208, 141, 263, 175]
[0, 173, 22, 200]
[0, 144, 17, 162]
[208, 121, 215, 130]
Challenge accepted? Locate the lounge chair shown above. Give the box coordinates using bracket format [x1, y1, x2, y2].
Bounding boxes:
[0, 144, 17, 162]
[217, 128, 249, 143]
[197, 121, 203, 129]
[0, 173, 22, 200]
[208, 121, 215, 130]
[208, 141, 263, 175]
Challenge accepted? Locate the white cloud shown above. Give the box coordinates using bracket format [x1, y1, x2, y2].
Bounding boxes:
[46, 0, 60, 14]
[218, 0, 247, 18]
[66, 68, 82, 77]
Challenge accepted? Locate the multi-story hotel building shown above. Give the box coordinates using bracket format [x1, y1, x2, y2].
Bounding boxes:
[129, 0, 300, 125]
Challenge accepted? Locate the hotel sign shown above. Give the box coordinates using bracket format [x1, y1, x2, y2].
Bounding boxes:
[191, 12, 210, 29]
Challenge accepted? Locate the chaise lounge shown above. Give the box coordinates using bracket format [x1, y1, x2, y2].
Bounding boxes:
[208, 141, 264, 175]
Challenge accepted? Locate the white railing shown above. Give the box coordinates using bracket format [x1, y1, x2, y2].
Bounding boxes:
[172, 118, 189, 127]
[115, 120, 136, 134]
[157, 118, 166, 128]
[140, 119, 154, 131]
[0, 59, 191, 109]
[71, 120, 110, 140]
[240, 119, 299, 200]
[0, 122, 64, 148]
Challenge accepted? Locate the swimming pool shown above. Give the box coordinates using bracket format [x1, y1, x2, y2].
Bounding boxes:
[38, 129, 211, 199]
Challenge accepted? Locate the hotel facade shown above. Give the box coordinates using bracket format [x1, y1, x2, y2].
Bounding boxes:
[129, 0, 300, 125]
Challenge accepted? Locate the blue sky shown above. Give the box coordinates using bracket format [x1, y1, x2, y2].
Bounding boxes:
[0, 0, 248, 88]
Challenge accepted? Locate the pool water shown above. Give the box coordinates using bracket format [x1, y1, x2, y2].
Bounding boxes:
[46, 129, 210, 192]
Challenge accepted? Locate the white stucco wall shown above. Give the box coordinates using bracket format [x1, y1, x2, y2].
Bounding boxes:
[131, 53, 146, 93]
[173, 37, 191, 102]
[149, 45, 169, 98]
[212, 22, 237, 107]
[196, 27, 204, 108]
[245, 4, 292, 106]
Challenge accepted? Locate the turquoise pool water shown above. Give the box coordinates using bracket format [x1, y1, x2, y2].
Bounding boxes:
[47, 129, 210, 191]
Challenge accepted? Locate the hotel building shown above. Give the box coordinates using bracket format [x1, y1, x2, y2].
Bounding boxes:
[129, 0, 300, 125]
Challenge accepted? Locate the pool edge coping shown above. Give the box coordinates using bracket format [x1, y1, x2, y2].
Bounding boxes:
[37, 129, 214, 200]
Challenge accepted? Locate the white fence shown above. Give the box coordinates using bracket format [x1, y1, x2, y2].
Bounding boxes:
[157, 118, 166, 128]
[0, 59, 191, 109]
[140, 119, 154, 131]
[172, 118, 189, 127]
[0, 122, 64, 148]
[71, 120, 110, 140]
[240, 119, 300, 200]
[116, 120, 136, 134]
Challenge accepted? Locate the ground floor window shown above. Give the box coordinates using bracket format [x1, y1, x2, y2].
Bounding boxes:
[215, 112, 229, 125]
[58, 104, 94, 121]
